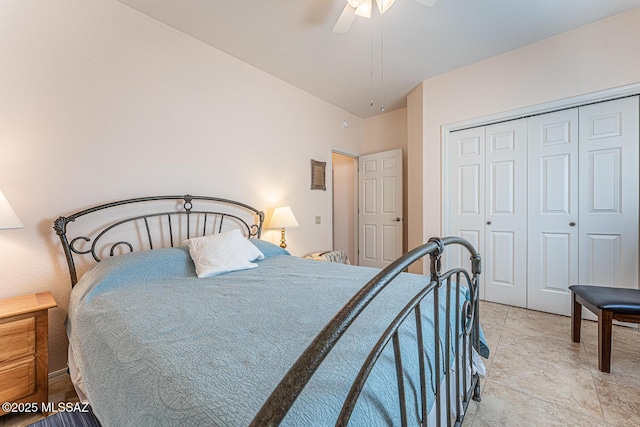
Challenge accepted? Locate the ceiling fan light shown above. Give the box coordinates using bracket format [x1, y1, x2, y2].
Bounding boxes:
[376, 0, 396, 14]
[355, 0, 372, 18]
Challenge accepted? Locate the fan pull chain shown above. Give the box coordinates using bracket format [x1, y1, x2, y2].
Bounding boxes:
[380, 7, 385, 112]
[370, 12, 374, 108]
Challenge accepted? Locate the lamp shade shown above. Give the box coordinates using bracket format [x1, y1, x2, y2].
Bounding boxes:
[267, 206, 299, 229]
[0, 189, 23, 230]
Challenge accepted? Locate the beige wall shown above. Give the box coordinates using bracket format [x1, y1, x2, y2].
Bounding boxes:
[409, 8, 640, 263]
[0, 0, 363, 372]
[362, 108, 407, 155]
[406, 88, 424, 273]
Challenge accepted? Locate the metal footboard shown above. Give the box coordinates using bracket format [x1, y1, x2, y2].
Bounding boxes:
[251, 236, 481, 426]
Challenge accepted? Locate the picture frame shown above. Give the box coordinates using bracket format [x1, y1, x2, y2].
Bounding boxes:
[310, 159, 326, 191]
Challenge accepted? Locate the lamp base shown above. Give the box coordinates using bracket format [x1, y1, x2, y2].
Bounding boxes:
[279, 228, 287, 249]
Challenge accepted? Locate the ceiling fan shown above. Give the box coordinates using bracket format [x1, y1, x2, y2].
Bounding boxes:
[333, 0, 438, 33]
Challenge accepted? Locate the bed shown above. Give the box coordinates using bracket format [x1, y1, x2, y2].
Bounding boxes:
[54, 195, 488, 426]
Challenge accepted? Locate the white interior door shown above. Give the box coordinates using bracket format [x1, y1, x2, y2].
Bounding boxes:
[484, 119, 528, 308]
[527, 109, 579, 315]
[578, 96, 639, 290]
[358, 149, 403, 268]
[446, 127, 485, 298]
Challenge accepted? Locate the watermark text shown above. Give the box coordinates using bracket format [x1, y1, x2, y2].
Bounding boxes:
[2, 401, 90, 413]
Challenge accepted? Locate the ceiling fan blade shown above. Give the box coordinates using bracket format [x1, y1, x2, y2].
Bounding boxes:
[332, 3, 357, 33]
[413, 0, 438, 6]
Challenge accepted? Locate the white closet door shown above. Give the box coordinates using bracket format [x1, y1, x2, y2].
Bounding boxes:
[527, 109, 579, 315]
[446, 127, 485, 298]
[578, 96, 639, 290]
[484, 119, 528, 308]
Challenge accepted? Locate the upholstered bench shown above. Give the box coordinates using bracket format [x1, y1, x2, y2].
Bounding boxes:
[570, 285, 640, 372]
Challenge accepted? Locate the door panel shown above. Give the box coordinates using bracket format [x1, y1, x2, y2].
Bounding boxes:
[489, 231, 515, 285]
[358, 149, 403, 268]
[362, 225, 376, 262]
[363, 179, 376, 213]
[579, 97, 639, 290]
[490, 161, 515, 214]
[484, 119, 527, 307]
[459, 165, 481, 215]
[446, 128, 485, 298]
[382, 176, 396, 212]
[527, 108, 579, 315]
[382, 225, 397, 262]
[541, 233, 571, 292]
[542, 155, 570, 213]
[589, 149, 620, 212]
[585, 234, 621, 285]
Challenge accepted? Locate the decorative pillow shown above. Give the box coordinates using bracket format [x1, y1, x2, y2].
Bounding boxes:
[184, 229, 265, 278]
[249, 239, 291, 258]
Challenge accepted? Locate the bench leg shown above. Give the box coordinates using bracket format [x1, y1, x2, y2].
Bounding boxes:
[598, 310, 613, 373]
[571, 291, 582, 343]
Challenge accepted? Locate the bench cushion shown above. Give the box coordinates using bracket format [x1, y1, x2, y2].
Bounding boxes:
[570, 285, 640, 315]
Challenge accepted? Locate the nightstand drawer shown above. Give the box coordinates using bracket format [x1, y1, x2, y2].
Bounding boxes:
[0, 317, 36, 363]
[0, 292, 56, 416]
[0, 357, 36, 402]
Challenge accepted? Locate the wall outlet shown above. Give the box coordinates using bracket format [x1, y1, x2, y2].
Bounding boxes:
[315, 216, 321, 224]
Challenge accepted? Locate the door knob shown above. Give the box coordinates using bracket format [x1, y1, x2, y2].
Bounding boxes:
[486, 221, 492, 225]
[569, 222, 576, 227]
[393, 217, 401, 222]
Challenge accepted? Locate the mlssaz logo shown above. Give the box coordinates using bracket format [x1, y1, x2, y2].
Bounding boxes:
[41, 402, 91, 413]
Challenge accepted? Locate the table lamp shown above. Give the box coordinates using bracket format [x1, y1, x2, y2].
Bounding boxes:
[267, 206, 299, 249]
[0, 189, 23, 230]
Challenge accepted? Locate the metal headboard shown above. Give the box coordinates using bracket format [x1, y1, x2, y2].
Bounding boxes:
[53, 195, 265, 287]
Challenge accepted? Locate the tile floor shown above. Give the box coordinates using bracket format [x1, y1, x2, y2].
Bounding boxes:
[464, 301, 640, 427]
[2, 302, 638, 426]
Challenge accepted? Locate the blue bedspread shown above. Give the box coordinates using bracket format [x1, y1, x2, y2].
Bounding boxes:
[67, 246, 488, 426]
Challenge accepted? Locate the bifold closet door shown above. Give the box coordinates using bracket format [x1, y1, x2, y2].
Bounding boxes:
[447, 96, 639, 315]
[447, 120, 527, 307]
[527, 97, 639, 315]
[527, 109, 579, 316]
[447, 127, 486, 298]
[484, 120, 528, 308]
[578, 96, 639, 291]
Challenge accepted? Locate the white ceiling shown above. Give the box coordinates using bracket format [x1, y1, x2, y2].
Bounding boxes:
[115, 0, 640, 119]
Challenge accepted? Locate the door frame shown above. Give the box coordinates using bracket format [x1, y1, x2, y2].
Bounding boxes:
[442, 82, 640, 300]
[330, 148, 359, 265]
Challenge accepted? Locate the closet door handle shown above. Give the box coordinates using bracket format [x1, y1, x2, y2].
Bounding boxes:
[486, 221, 492, 225]
[569, 222, 576, 227]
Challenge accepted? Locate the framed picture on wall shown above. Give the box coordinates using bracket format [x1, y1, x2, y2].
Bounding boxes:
[311, 159, 326, 191]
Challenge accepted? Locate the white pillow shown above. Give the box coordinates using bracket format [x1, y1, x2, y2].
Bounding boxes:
[184, 229, 265, 278]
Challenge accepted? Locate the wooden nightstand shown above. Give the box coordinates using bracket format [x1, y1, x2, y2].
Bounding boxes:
[0, 292, 57, 416]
